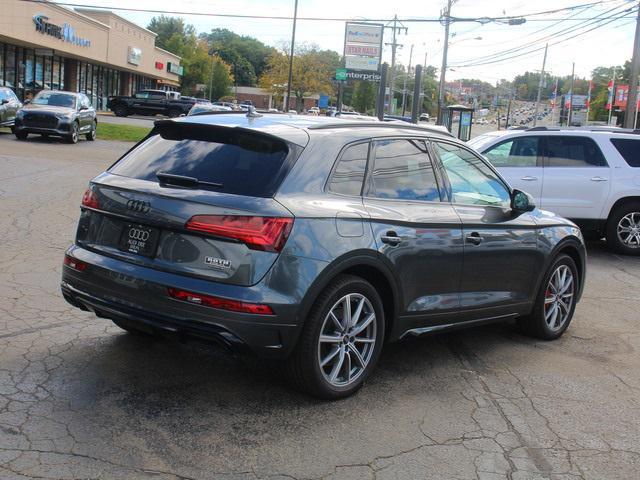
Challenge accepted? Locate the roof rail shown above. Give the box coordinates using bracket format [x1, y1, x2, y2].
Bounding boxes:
[307, 121, 454, 137]
[525, 126, 640, 134]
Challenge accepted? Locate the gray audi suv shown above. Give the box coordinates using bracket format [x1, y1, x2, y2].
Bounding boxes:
[62, 113, 586, 399]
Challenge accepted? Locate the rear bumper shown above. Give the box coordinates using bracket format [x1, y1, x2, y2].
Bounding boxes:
[61, 245, 304, 358]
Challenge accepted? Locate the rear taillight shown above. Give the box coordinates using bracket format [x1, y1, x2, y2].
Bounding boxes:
[185, 215, 293, 253]
[64, 254, 88, 271]
[167, 288, 274, 315]
[81, 187, 99, 209]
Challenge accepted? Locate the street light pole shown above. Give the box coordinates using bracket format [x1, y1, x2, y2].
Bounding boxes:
[532, 43, 548, 127]
[437, 0, 453, 125]
[285, 0, 298, 113]
[624, 3, 640, 128]
[402, 44, 414, 116]
[568, 62, 575, 126]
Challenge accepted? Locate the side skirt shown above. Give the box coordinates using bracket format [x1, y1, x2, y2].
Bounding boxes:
[399, 312, 518, 340]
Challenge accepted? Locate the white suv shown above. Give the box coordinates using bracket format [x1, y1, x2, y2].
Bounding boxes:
[468, 127, 640, 255]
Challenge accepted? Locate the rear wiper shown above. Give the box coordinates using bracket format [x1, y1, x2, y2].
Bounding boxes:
[156, 172, 223, 189]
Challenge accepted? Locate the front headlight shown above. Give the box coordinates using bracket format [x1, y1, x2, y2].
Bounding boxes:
[55, 112, 74, 119]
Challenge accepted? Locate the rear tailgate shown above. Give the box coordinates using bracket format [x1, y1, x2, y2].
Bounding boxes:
[75, 122, 301, 287]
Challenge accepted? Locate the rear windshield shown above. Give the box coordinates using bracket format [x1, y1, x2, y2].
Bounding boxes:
[610, 138, 640, 167]
[109, 124, 292, 197]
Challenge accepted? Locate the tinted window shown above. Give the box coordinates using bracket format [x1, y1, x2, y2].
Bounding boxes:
[610, 138, 640, 167]
[434, 142, 511, 207]
[0, 89, 9, 101]
[546, 136, 607, 167]
[109, 126, 291, 198]
[369, 139, 440, 201]
[80, 94, 90, 108]
[134, 92, 150, 99]
[484, 136, 540, 167]
[329, 142, 368, 196]
[150, 93, 166, 99]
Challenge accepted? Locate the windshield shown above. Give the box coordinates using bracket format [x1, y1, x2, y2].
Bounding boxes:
[32, 92, 76, 108]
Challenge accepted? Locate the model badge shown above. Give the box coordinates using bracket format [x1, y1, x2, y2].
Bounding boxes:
[204, 257, 231, 269]
[126, 199, 151, 214]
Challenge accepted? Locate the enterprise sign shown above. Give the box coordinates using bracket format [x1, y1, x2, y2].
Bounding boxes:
[33, 14, 91, 47]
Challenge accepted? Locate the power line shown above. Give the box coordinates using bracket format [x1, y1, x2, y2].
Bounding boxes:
[16, 0, 632, 23]
[451, 9, 636, 69]
[451, 3, 636, 67]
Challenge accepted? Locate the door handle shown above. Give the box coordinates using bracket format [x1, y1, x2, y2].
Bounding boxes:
[466, 232, 484, 245]
[590, 176, 608, 182]
[381, 231, 402, 246]
[521, 176, 538, 181]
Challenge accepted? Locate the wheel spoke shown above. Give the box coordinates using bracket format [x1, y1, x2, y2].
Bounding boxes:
[544, 296, 555, 305]
[551, 304, 560, 328]
[320, 334, 342, 343]
[545, 302, 557, 322]
[320, 346, 340, 367]
[354, 337, 375, 344]
[351, 296, 366, 328]
[329, 311, 343, 331]
[342, 295, 352, 330]
[345, 351, 352, 383]
[348, 344, 366, 368]
[559, 276, 573, 295]
[352, 313, 375, 336]
[329, 347, 345, 383]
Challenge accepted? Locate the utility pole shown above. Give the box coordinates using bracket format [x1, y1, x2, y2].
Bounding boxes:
[624, 3, 640, 128]
[568, 62, 575, 126]
[532, 43, 548, 127]
[437, 0, 453, 124]
[608, 66, 617, 125]
[284, 0, 298, 113]
[384, 15, 407, 115]
[402, 44, 414, 116]
[506, 91, 513, 129]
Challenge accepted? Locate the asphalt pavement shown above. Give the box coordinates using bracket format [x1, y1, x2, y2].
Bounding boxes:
[1, 132, 639, 479]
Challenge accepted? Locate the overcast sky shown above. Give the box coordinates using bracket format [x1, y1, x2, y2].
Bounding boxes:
[68, 0, 638, 82]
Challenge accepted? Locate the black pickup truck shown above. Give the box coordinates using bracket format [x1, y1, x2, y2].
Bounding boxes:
[107, 90, 196, 118]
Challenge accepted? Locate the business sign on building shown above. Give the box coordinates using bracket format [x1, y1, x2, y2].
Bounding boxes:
[128, 46, 142, 65]
[343, 22, 383, 73]
[167, 62, 184, 76]
[613, 85, 640, 110]
[33, 14, 91, 47]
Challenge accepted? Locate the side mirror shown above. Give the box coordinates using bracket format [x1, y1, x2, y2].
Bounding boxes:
[24, 99, 30, 105]
[80, 105, 89, 111]
[511, 189, 536, 213]
[0, 99, 8, 105]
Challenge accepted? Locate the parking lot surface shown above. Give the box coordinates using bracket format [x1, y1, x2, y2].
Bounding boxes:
[1, 132, 639, 480]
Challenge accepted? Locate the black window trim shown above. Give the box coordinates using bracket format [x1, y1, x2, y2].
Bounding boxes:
[430, 138, 514, 210]
[325, 138, 373, 198]
[542, 135, 609, 168]
[482, 134, 544, 168]
[362, 135, 447, 204]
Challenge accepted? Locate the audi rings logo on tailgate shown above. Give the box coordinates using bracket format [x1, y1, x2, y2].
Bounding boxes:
[126, 199, 151, 214]
[128, 228, 150, 241]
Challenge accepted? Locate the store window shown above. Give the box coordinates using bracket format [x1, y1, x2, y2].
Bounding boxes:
[0, 43, 4, 86]
[5, 45, 16, 90]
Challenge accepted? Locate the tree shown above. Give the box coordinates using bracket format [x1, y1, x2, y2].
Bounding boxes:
[259, 44, 337, 111]
[352, 81, 376, 113]
[148, 16, 196, 54]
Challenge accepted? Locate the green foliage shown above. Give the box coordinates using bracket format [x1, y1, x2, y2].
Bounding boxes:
[148, 16, 196, 53]
[200, 29, 276, 86]
[352, 81, 377, 113]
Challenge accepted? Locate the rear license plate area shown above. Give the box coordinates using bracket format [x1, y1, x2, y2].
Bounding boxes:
[118, 224, 160, 257]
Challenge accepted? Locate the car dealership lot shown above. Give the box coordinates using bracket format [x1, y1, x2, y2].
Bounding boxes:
[1, 133, 639, 479]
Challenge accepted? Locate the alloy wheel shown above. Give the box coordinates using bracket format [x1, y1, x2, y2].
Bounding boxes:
[317, 293, 377, 387]
[544, 265, 575, 332]
[616, 212, 640, 249]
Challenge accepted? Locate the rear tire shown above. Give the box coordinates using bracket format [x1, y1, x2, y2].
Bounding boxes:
[286, 275, 385, 400]
[14, 131, 27, 140]
[113, 105, 128, 117]
[86, 121, 97, 141]
[517, 254, 578, 340]
[606, 202, 640, 255]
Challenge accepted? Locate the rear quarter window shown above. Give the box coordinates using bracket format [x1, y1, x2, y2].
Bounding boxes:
[109, 125, 293, 198]
[610, 138, 640, 167]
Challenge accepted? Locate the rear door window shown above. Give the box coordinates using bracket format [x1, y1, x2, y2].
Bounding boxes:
[109, 125, 293, 198]
[368, 138, 441, 201]
[545, 136, 607, 167]
[483, 136, 541, 167]
[610, 138, 640, 167]
[328, 142, 369, 196]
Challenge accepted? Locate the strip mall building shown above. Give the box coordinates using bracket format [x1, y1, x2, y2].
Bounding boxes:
[0, 0, 182, 108]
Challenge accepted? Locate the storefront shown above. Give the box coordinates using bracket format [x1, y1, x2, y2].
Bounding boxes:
[0, 0, 182, 108]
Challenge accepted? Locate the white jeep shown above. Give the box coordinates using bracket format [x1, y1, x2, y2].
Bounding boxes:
[469, 127, 640, 255]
